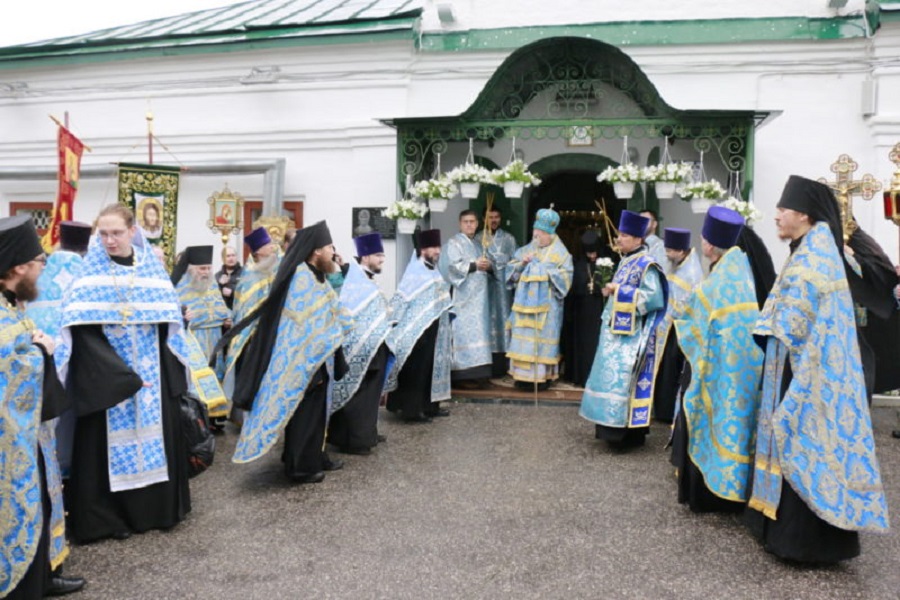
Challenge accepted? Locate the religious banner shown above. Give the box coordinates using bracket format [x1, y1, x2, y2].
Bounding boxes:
[42, 125, 86, 252]
[118, 162, 180, 271]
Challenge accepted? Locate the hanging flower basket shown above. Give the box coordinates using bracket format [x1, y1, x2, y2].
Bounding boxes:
[690, 198, 714, 214]
[503, 180, 525, 198]
[459, 182, 481, 199]
[397, 218, 418, 234]
[654, 181, 677, 199]
[429, 198, 449, 213]
[613, 181, 636, 199]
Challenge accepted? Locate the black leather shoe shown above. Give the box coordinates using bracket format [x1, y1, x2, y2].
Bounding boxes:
[892, 430, 900, 439]
[111, 531, 131, 541]
[432, 408, 451, 418]
[376, 433, 387, 444]
[403, 413, 432, 423]
[291, 472, 325, 484]
[47, 576, 86, 596]
[323, 458, 344, 471]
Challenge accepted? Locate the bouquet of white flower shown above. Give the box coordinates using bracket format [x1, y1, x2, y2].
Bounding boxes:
[642, 162, 693, 183]
[597, 164, 642, 183]
[595, 256, 615, 288]
[411, 175, 455, 200]
[677, 179, 727, 201]
[719, 196, 763, 227]
[382, 199, 429, 220]
[447, 163, 493, 185]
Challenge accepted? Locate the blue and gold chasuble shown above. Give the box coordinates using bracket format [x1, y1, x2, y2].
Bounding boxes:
[57, 238, 226, 492]
[476, 228, 517, 354]
[384, 254, 452, 403]
[652, 249, 703, 382]
[225, 255, 280, 378]
[27, 250, 84, 339]
[176, 274, 231, 383]
[674, 247, 763, 502]
[439, 233, 492, 371]
[330, 262, 391, 414]
[580, 250, 667, 428]
[504, 236, 573, 383]
[749, 223, 889, 531]
[234, 264, 350, 463]
[0, 298, 69, 596]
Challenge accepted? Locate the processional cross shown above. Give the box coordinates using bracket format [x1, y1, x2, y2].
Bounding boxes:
[817, 154, 882, 242]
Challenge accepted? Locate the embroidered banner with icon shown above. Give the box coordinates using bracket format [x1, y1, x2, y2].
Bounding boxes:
[42, 126, 86, 252]
[118, 162, 180, 271]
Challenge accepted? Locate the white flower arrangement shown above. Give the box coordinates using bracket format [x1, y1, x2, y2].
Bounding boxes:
[719, 196, 764, 227]
[597, 164, 642, 183]
[677, 179, 728, 201]
[642, 162, 693, 183]
[447, 163, 493, 185]
[595, 257, 615, 268]
[382, 199, 429, 220]
[491, 159, 542, 186]
[411, 175, 455, 201]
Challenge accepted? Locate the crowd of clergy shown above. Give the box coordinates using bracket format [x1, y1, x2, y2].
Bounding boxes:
[2, 172, 900, 597]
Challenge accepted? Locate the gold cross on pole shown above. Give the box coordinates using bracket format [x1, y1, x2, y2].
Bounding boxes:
[885, 143, 900, 227]
[817, 154, 882, 242]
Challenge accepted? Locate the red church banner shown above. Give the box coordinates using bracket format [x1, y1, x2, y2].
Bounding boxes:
[42, 126, 86, 252]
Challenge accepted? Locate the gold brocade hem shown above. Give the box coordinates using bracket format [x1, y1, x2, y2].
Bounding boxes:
[510, 304, 551, 315]
[508, 354, 561, 366]
[748, 497, 778, 520]
[520, 274, 549, 283]
[49, 544, 70, 571]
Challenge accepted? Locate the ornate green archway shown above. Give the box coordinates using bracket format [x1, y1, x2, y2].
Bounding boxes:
[385, 36, 768, 219]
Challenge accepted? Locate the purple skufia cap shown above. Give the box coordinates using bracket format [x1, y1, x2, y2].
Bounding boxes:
[244, 226, 272, 253]
[59, 220, 92, 252]
[663, 227, 691, 251]
[354, 232, 384, 257]
[702, 206, 745, 249]
[618, 210, 650, 238]
[417, 229, 441, 249]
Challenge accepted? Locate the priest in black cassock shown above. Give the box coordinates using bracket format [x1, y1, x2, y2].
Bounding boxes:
[223, 221, 350, 484]
[0, 216, 85, 598]
[561, 230, 608, 387]
[59, 204, 194, 544]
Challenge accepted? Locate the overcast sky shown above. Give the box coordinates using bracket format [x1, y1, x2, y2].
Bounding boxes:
[0, 1, 238, 47]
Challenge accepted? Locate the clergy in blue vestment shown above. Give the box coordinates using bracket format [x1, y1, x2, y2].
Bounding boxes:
[26, 220, 91, 478]
[173, 245, 232, 392]
[580, 210, 667, 447]
[0, 216, 85, 599]
[746, 176, 889, 564]
[641, 209, 667, 266]
[439, 209, 493, 387]
[58, 204, 225, 543]
[385, 229, 453, 421]
[476, 206, 518, 377]
[669, 207, 764, 513]
[226, 221, 351, 484]
[505, 207, 573, 388]
[650, 227, 704, 423]
[327, 232, 391, 455]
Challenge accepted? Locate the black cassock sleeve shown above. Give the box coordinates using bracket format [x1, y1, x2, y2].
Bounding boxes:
[66, 325, 145, 417]
[38, 344, 68, 422]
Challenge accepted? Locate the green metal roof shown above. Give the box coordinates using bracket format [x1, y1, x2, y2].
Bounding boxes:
[0, 0, 422, 62]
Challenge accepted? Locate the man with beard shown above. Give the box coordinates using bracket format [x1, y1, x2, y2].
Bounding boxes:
[476, 206, 518, 377]
[670, 207, 763, 513]
[561, 230, 609, 387]
[641, 209, 666, 266]
[328, 232, 391, 455]
[0, 216, 85, 598]
[226, 221, 350, 484]
[27, 221, 92, 478]
[747, 175, 888, 563]
[505, 207, 573, 389]
[215, 246, 242, 310]
[650, 227, 703, 422]
[385, 229, 453, 422]
[58, 204, 217, 543]
[580, 210, 667, 447]
[439, 210, 493, 389]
